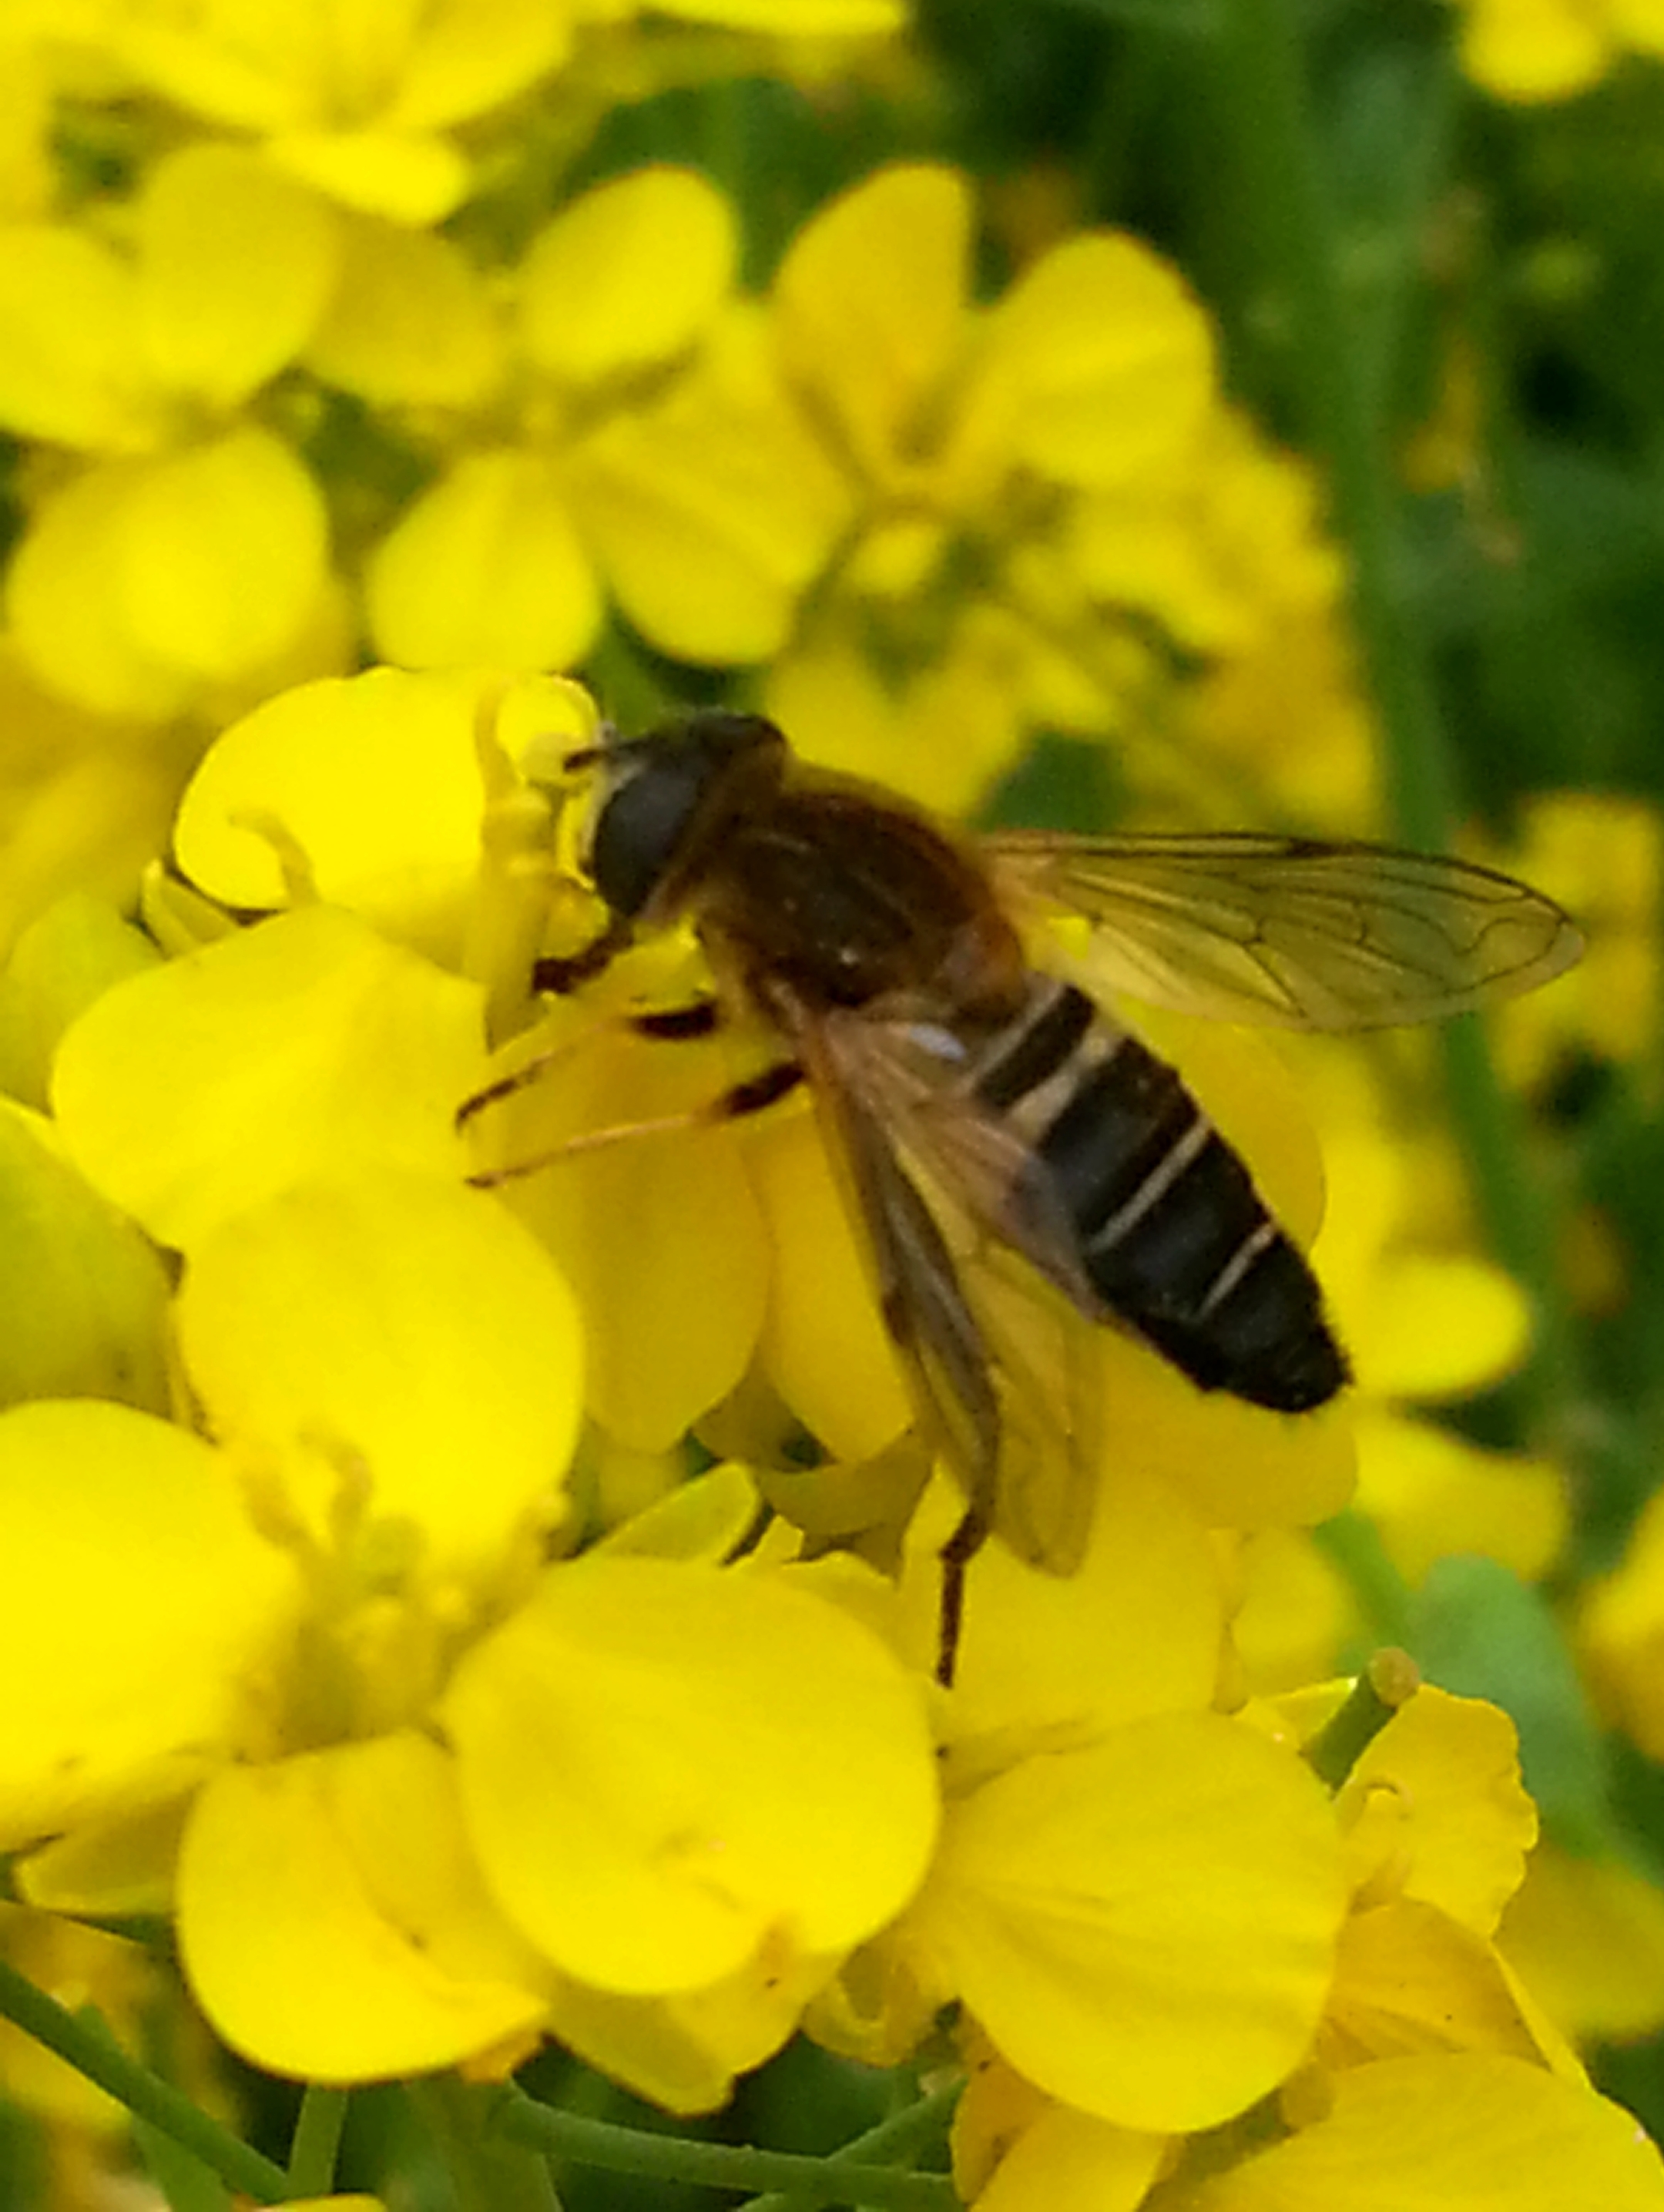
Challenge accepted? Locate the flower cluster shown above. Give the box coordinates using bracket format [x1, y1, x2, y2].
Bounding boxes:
[0, 4, 1659, 2200]
[0, 29, 1370, 968]
[0, 667, 1653, 2207]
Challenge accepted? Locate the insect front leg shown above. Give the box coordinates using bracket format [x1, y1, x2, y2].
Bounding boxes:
[530, 911, 635, 995]
[464, 1021, 806, 1186]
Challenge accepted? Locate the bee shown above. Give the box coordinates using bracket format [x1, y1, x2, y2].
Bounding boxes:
[468, 709, 1581, 1682]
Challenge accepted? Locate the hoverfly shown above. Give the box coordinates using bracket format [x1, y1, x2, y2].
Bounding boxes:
[468, 710, 1581, 1683]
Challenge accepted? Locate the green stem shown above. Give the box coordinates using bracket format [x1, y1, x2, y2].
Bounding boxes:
[1218, 0, 1582, 1435]
[1303, 1646, 1422, 1789]
[737, 2082, 961, 2212]
[287, 2082, 351, 2200]
[407, 2076, 564, 2212]
[0, 1955, 288, 2202]
[489, 2086, 961, 2209]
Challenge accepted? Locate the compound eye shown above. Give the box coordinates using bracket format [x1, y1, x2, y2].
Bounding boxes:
[587, 747, 717, 918]
[582, 713, 783, 919]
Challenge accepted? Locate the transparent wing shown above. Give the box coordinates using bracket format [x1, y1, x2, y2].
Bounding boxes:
[988, 830, 1583, 1031]
[799, 1005, 1104, 1591]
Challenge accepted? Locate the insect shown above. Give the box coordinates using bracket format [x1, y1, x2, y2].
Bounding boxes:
[467, 709, 1582, 1683]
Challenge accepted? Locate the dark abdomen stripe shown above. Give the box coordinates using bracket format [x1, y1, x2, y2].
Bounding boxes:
[978, 982, 1347, 1413]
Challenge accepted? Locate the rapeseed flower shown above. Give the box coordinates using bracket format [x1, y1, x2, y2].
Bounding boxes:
[0, 141, 341, 720]
[362, 167, 833, 676]
[56, 0, 903, 226]
[35, 1015, 936, 2098]
[5, 653, 1652, 2200]
[1455, 0, 1664, 101]
[1233, 1040, 1568, 1696]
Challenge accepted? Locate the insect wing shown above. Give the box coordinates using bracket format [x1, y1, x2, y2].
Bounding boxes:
[801, 1007, 1102, 1582]
[988, 831, 1583, 1031]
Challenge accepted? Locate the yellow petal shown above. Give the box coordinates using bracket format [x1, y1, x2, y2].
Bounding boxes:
[0, 1400, 299, 1851]
[1233, 1527, 1357, 1697]
[173, 666, 572, 957]
[971, 233, 1215, 488]
[541, 1942, 834, 2118]
[1459, 0, 1611, 99]
[6, 465, 197, 718]
[112, 427, 330, 682]
[1350, 1253, 1531, 1400]
[571, 307, 851, 664]
[367, 448, 601, 672]
[18, 1793, 189, 1920]
[518, 168, 734, 386]
[1091, 1328, 1357, 1532]
[0, 224, 156, 450]
[268, 128, 470, 225]
[773, 163, 971, 482]
[388, 0, 572, 128]
[908, 1711, 1344, 2130]
[481, 1012, 770, 1452]
[1580, 1483, 1664, 1761]
[52, 905, 489, 1250]
[1354, 1411, 1567, 1584]
[177, 1738, 550, 2081]
[744, 1102, 911, 1462]
[444, 1555, 938, 1993]
[1340, 1687, 1537, 1935]
[1501, 1842, 1664, 2042]
[0, 1096, 171, 1412]
[307, 217, 504, 408]
[1186, 2054, 1664, 2211]
[970, 2100, 1167, 2212]
[1326, 1899, 1558, 2066]
[903, 1460, 1223, 1739]
[136, 144, 340, 408]
[177, 1170, 581, 1592]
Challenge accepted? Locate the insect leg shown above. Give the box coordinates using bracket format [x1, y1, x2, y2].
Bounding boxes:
[457, 996, 724, 1133]
[466, 1058, 805, 1186]
[532, 911, 634, 995]
[937, 1498, 991, 1687]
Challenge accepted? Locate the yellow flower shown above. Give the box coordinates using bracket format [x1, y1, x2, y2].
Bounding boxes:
[1233, 1046, 1568, 1695]
[1478, 791, 1660, 1095]
[0, 1141, 935, 2094]
[1320, 1687, 1552, 2067]
[1456, 0, 1664, 102]
[804, 1464, 1347, 2134]
[0, 143, 340, 718]
[88, 0, 575, 223]
[364, 167, 758, 674]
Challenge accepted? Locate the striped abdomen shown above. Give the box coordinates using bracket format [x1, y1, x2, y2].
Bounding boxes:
[971, 975, 1347, 1412]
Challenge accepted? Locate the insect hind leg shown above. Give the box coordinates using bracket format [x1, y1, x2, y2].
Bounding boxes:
[937, 1497, 992, 1687]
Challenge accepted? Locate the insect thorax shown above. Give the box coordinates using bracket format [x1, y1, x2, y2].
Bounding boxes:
[700, 787, 1028, 1015]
